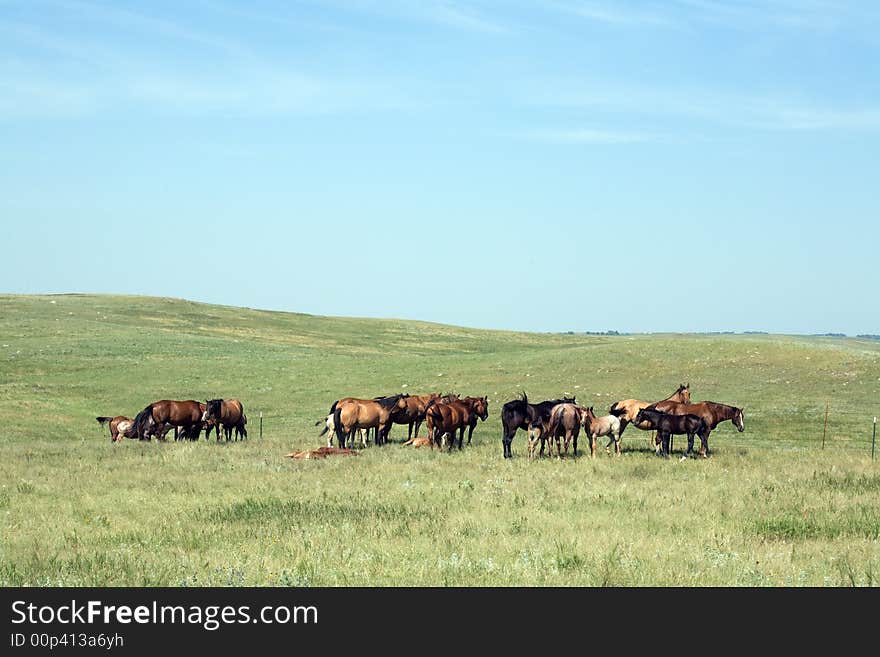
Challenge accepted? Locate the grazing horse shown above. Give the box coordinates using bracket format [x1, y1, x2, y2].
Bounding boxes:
[125, 400, 206, 441]
[580, 406, 622, 457]
[204, 399, 247, 441]
[333, 394, 410, 447]
[389, 393, 441, 441]
[500, 392, 577, 458]
[645, 400, 744, 457]
[634, 407, 708, 458]
[96, 416, 133, 443]
[608, 383, 691, 437]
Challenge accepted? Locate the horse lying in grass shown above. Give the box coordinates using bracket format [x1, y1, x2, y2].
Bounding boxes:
[285, 446, 360, 459]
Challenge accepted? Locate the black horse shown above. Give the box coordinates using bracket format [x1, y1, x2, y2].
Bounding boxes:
[500, 392, 576, 458]
[634, 407, 707, 458]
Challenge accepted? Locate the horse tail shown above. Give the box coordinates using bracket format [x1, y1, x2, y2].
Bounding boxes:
[333, 403, 345, 447]
[329, 400, 338, 415]
[96, 416, 113, 425]
[127, 404, 153, 439]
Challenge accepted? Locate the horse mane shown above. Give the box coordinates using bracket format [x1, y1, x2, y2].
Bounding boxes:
[127, 403, 154, 438]
[376, 394, 406, 409]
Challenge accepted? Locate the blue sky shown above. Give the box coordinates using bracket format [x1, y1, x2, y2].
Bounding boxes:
[2, 0, 878, 334]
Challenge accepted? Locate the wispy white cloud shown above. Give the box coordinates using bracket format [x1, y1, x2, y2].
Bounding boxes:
[551, 1, 674, 27]
[552, 0, 879, 32]
[520, 78, 880, 134]
[527, 127, 658, 144]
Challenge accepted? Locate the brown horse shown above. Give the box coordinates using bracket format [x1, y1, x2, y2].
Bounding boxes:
[204, 399, 247, 441]
[333, 394, 410, 447]
[424, 397, 471, 451]
[96, 416, 133, 443]
[389, 393, 441, 441]
[580, 406, 622, 457]
[608, 383, 691, 437]
[461, 396, 489, 446]
[645, 400, 744, 457]
[125, 399, 206, 441]
[544, 403, 583, 457]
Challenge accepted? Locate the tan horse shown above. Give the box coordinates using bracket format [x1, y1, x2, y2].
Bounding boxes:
[608, 383, 691, 436]
[333, 394, 410, 447]
[96, 415, 133, 443]
[580, 406, 622, 457]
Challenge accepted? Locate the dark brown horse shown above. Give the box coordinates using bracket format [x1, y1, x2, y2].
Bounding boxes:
[204, 399, 247, 441]
[332, 394, 410, 447]
[96, 416, 133, 443]
[389, 393, 441, 440]
[500, 392, 577, 458]
[645, 400, 744, 457]
[634, 407, 708, 458]
[125, 400, 206, 441]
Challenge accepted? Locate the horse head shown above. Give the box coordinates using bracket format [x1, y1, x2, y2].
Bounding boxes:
[204, 399, 223, 421]
[733, 407, 745, 432]
[472, 396, 489, 421]
[579, 405, 597, 428]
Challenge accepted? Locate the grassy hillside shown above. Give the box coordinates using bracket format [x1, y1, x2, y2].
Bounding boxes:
[1, 294, 879, 586]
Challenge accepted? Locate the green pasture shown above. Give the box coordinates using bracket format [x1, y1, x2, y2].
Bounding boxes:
[1, 294, 879, 586]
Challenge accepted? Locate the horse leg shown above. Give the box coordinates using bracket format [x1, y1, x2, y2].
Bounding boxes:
[457, 426, 465, 450]
[700, 429, 710, 458]
[614, 430, 621, 456]
[467, 423, 475, 445]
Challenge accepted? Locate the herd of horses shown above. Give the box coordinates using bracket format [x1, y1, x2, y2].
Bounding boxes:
[316, 383, 744, 459]
[96, 398, 247, 443]
[97, 383, 745, 459]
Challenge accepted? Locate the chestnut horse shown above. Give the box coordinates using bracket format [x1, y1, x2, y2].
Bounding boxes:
[500, 392, 576, 458]
[424, 397, 475, 451]
[96, 415, 133, 443]
[125, 399, 206, 441]
[645, 400, 744, 457]
[332, 394, 410, 447]
[608, 383, 691, 437]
